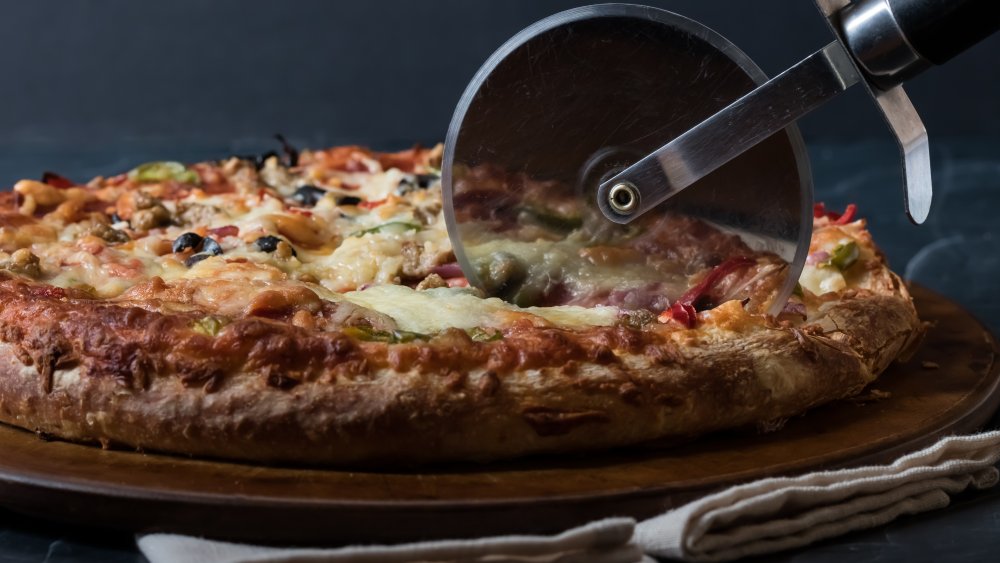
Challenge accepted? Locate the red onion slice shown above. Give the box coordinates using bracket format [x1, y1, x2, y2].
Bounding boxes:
[806, 251, 830, 266]
[432, 262, 465, 279]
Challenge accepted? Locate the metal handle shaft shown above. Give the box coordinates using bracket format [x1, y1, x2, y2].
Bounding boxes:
[597, 42, 859, 224]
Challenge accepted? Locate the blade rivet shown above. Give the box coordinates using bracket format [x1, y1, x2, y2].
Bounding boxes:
[608, 182, 640, 214]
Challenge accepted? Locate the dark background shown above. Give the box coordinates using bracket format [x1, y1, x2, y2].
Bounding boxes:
[0, 3, 999, 562]
[0, 0, 996, 165]
[0, 0, 995, 324]
[0, 0, 993, 328]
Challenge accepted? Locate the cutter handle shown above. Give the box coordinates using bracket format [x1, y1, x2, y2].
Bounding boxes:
[841, 0, 999, 88]
[888, 0, 999, 65]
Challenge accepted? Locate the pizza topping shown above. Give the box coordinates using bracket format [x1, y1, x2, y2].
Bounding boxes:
[274, 240, 298, 260]
[88, 223, 130, 244]
[175, 203, 218, 227]
[358, 199, 387, 210]
[798, 265, 846, 295]
[657, 301, 697, 328]
[517, 205, 583, 233]
[653, 256, 758, 327]
[416, 173, 440, 188]
[806, 250, 830, 265]
[183, 237, 223, 267]
[342, 284, 618, 334]
[253, 151, 279, 170]
[3, 249, 41, 278]
[415, 273, 448, 290]
[396, 173, 440, 195]
[0, 141, 924, 466]
[172, 232, 204, 253]
[252, 235, 282, 254]
[191, 316, 228, 337]
[399, 241, 426, 279]
[201, 237, 223, 256]
[14, 180, 68, 208]
[41, 172, 75, 189]
[229, 150, 279, 170]
[184, 253, 213, 268]
[813, 202, 858, 225]
[244, 286, 322, 318]
[618, 308, 656, 329]
[678, 256, 756, 311]
[208, 225, 239, 239]
[780, 300, 807, 319]
[264, 213, 325, 248]
[829, 241, 859, 270]
[800, 237, 861, 295]
[431, 262, 464, 279]
[128, 199, 172, 232]
[128, 161, 200, 185]
[334, 195, 362, 206]
[342, 325, 428, 343]
[257, 159, 296, 192]
[467, 326, 503, 342]
[799, 218, 870, 295]
[835, 204, 858, 224]
[251, 235, 295, 256]
[0, 143, 801, 345]
[292, 185, 327, 207]
[351, 221, 421, 238]
[173, 233, 221, 258]
[273, 133, 299, 167]
[476, 251, 526, 296]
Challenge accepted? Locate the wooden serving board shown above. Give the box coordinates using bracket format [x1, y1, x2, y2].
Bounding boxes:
[0, 285, 996, 544]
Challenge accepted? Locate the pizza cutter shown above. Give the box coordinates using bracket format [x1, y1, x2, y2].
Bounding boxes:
[443, 1, 998, 314]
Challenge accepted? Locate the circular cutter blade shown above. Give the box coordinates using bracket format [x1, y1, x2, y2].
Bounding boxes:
[443, 4, 812, 315]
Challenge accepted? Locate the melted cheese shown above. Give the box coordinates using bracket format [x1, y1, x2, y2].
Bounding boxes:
[343, 285, 618, 333]
[465, 235, 686, 306]
[799, 233, 859, 296]
[3, 151, 625, 332]
[799, 265, 846, 295]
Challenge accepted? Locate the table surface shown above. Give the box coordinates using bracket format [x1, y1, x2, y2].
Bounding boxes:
[0, 138, 997, 562]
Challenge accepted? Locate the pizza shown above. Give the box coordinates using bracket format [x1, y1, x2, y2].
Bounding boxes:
[447, 162, 791, 315]
[0, 141, 923, 464]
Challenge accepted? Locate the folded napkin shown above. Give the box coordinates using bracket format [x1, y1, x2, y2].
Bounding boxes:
[138, 431, 1000, 563]
[636, 430, 1000, 561]
[138, 518, 650, 563]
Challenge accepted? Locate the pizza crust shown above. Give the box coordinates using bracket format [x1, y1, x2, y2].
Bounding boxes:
[0, 145, 924, 465]
[0, 273, 920, 465]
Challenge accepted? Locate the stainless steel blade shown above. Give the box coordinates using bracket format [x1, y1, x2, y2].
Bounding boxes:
[598, 41, 860, 223]
[443, 4, 812, 315]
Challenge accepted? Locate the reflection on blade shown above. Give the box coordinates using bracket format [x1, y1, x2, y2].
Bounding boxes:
[450, 165, 791, 315]
[444, 5, 812, 317]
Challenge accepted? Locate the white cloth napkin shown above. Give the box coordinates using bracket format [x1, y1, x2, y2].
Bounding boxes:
[138, 518, 651, 563]
[138, 431, 1000, 563]
[636, 430, 1000, 561]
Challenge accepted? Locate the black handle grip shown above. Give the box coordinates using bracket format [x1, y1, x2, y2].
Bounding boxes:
[887, 0, 1000, 65]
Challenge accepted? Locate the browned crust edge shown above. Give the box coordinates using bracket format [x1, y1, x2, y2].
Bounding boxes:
[0, 269, 922, 465]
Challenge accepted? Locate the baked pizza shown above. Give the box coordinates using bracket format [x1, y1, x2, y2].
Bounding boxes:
[0, 142, 923, 464]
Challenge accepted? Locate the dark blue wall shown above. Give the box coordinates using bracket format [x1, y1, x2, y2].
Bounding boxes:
[0, 0, 996, 153]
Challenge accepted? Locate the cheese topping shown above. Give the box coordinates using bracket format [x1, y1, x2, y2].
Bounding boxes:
[343, 285, 618, 333]
[0, 146, 625, 334]
[800, 227, 866, 296]
[2, 145, 850, 334]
